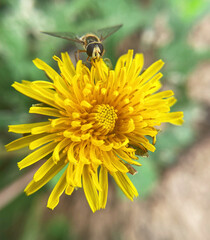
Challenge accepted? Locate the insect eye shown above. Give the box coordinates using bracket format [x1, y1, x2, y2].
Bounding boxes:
[86, 43, 95, 57]
[98, 43, 104, 56]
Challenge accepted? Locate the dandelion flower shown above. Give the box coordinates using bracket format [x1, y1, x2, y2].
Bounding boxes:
[6, 50, 183, 212]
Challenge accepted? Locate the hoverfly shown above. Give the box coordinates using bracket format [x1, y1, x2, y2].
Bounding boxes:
[41, 24, 122, 61]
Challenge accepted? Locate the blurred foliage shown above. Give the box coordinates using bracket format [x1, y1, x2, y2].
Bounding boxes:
[1, 0, 210, 239]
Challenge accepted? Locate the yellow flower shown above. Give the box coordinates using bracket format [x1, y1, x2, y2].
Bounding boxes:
[5, 50, 183, 212]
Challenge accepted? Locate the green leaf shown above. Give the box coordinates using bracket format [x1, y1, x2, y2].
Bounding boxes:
[129, 158, 159, 197]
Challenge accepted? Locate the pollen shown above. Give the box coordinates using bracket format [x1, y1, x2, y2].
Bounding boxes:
[94, 104, 117, 134]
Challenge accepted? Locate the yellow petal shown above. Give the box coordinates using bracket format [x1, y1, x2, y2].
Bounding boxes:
[33, 151, 65, 182]
[31, 123, 52, 135]
[5, 133, 45, 151]
[115, 53, 128, 75]
[147, 90, 174, 100]
[82, 165, 99, 213]
[99, 142, 113, 151]
[169, 118, 184, 125]
[90, 168, 102, 191]
[79, 142, 90, 163]
[61, 52, 76, 78]
[157, 112, 184, 123]
[119, 119, 135, 134]
[29, 106, 62, 117]
[18, 141, 57, 170]
[12, 82, 59, 109]
[8, 122, 49, 134]
[25, 158, 67, 194]
[29, 133, 58, 150]
[134, 53, 144, 75]
[73, 162, 84, 187]
[129, 134, 156, 152]
[51, 118, 70, 128]
[113, 149, 141, 166]
[67, 143, 78, 163]
[33, 58, 62, 83]
[32, 81, 54, 88]
[99, 166, 108, 209]
[63, 130, 81, 142]
[89, 145, 102, 164]
[66, 163, 74, 185]
[81, 123, 93, 131]
[102, 151, 118, 172]
[80, 100, 92, 109]
[138, 72, 163, 91]
[111, 171, 138, 200]
[47, 170, 67, 210]
[65, 185, 74, 195]
[53, 74, 71, 99]
[33, 157, 54, 181]
[71, 74, 82, 102]
[71, 120, 81, 127]
[112, 135, 129, 149]
[140, 60, 164, 85]
[91, 137, 104, 147]
[52, 138, 70, 163]
[110, 156, 129, 173]
[53, 54, 74, 85]
[81, 133, 91, 140]
[167, 97, 177, 107]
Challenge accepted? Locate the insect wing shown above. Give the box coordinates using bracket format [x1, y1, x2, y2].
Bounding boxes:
[97, 24, 123, 41]
[41, 31, 83, 43]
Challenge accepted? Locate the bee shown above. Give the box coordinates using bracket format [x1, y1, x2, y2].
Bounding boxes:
[41, 24, 122, 61]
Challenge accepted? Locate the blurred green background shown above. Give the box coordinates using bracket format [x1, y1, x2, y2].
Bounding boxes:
[1, 0, 210, 239]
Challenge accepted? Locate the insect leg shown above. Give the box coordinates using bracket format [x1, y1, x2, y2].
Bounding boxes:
[86, 56, 90, 62]
[74, 49, 86, 62]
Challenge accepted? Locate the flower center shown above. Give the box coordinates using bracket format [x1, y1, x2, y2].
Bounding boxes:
[94, 104, 117, 134]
